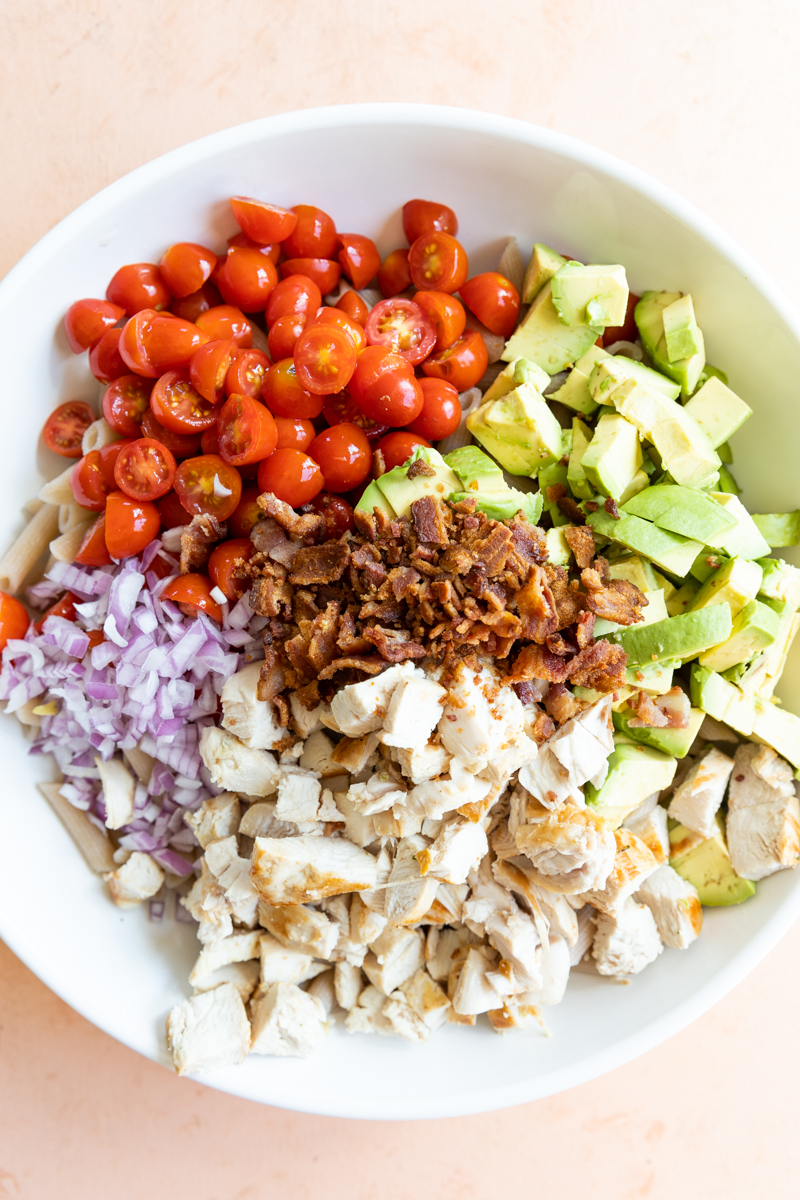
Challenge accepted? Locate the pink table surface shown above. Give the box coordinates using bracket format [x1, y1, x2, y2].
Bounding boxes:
[2, 3, 800, 1197]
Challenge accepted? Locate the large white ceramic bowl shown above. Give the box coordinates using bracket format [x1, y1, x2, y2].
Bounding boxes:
[1, 104, 799, 1120]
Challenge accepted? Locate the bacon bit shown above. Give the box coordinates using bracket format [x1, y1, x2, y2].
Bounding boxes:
[472, 524, 514, 576]
[249, 573, 292, 619]
[317, 655, 387, 680]
[575, 610, 596, 649]
[581, 558, 647, 626]
[257, 491, 325, 542]
[513, 680, 539, 705]
[411, 495, 450, 545]
[364, 625, 426, 662]
[407, 457, 436, 479]
[545, 484, 567, 506]
[546, 631, 575, 656]
[604, 497, 621, 519]
[294, 680, 320, 711]
[372, 448, 387, 477]
[566, 639, 627, 691]
[628, 689, 669, 728]
[289, 542, 350, 585]
[544, 564, 586, 630]
[516, 564, 558, 642]
[507, 642, 570, 684]
[306, 601, 341, 673]
[544, 681, 583, 725]
[563, 524, 595, 570]
[653, 686, 692, 728]
[256, 646, 286, 702]
[527, 709, 556, 744]
[585, 500, 599, 513]
[557, 495, 585, 524]
[179, 514, 227, 574]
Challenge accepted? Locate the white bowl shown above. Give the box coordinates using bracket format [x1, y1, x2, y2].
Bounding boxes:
[1, 104, 799, 1120]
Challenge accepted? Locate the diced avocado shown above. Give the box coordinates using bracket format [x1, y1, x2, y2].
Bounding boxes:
[717, 441, 733, 464]
[689, 556, 762, 617]
[705, 493, 771, 560]
[356, 479, 397, 519]
[546, 525, 572, 565]
[635, 290, 706, 395]
[521, 243, 567, 304]
[449, 489, 542, 525]
[690, 665, 757, 735]
[622, 483, 737, 544]
[567, 417, 594, 500]
[613, 703, 705, 759]
[752, 699, 800, 770]
[669, 815, 756, 906]
[581, 412, 642, 501]
[573, 686, 635, 710]
[502, 282, 600, 374]
[595, 587, 669, 637]
[752, 512, 800, 548]
[539, 457, 570, 525]
[444, 445, 505, 492]
[585, 739, 677, 828]
[624, 660, 675, 695]
[756, 557, 800, 606]
[666, 580, 699, 617]
[549, 344, 609, 415]
[607, 554, 659, 593]
[613, 357, 682, 400]
[689, 549, 730, 583]
[682, 376, 752, 449]
[699, 599, 780, 672]
[607, 604, 733, 666]
[481, 357, 550, 403]
[375, 446, 461, 516]
[587, 511, 704, 577]
[619, 469, 650, 505]
[589, 356, 681, 403]
[550, 262, 629, 328]
[663, 293, 702, 362]
[717, 465, 741, 495]
[735, 610, 800, 702]
[652, 569, 677, 602]
[695, 363, 729, 390]
[467, 382, 563, 477]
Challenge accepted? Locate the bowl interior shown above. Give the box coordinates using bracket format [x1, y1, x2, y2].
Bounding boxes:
[1, 105, 799, 1118]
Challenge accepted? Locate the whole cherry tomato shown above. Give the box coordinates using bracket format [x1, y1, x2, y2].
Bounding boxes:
[170, 281, 222, 322]
[265, 275, 322, 325]
[159, 243, 217, 298]
[113, 437, 177, 501]
[71, 441, 131, 510]
[312, 307, 366, 353]
[0, 592, 31, 649]
[227, 485, 261, 538]
[208, 538, 254, 601]
[105, 490, 161, 559]
[101, 376, 152, 438]
[459, 272, 520, 338]
[421, 329, 488, 391]
[365, 298, 436, 365]
[378, 249, 412, 297]
[274, 417, 315, 452]
[349, 345, 423, 427]
[216, 246, 279, 312]
[337, 234, 381, 290]
[322, 391, 388, 441]
[217, 393, 278, 466]
[229, 196, 298, 244]
[293, 324, 357, 395]
[227, 232, 281, 261]
[376, 431, 431, 472]
[413, 290, 467, 351]
[309, 423, 372, 493]
[406, 378, 460, 440]
[161, 573, 222, 622]
[402, 199, 458, 243]
[268, 313, 306, 360]
[43, 401, 95, 458]
[336, 289, 369, 325]
[195, 305, 252, 347]
[174, 454, 242, 521]
[190, 338, 237, 404]
[75, 514, 113, 566]
[257, 449, 323, 507]
[64, 299, 124, 353]
[308, 492, 355, 538]
[119, 310, 208, 377]
[89, 327, 127, 383]
[106, 263, 171, 315]
[281, 205, 338, 259]
[156, 490, 193, 529]
[409, 232, 469, 294]
[601, 291, 641, 346]
[279, 258, 341, 295]
[150, 371, 218, 433]
[262, 359, 324, 419]
[225, 348, 271, 398]
[140, 409, 203, 459]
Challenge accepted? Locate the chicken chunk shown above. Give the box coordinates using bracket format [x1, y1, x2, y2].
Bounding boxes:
[624, 801, 669, 864]
[189, 930, 262, 987]
[515, 803, 616, 894]
[410, 764, 493, 821]
[289, 691, 325, 738]
[238, 801, 298, 840]
[451, 947, 500, 1015]
[298, 729, 343, 779]
[96, 756, 136, 830]
[258, 901, 339, 959]
[249, 982, 327, 1057]
[221, 662, 288, 749]
[381, 992, 430, 1043]
[438, 662, 525, 772]
[491, 858, 579, 947]
[104, 851, 164, 909]
[636, 863, 702, 949]
[418, 819, 489, 885]
[362, 926, 425, 995]
[204, 835, 259, 925]
[200, 727, 279, 796]
[393, 741, 452, 784]
[274, 767, 322, 825]
[330, 732, 380, 775]
[399, 968, 451, 1031]
[380, 675, 447, 750]
[185, 792, 241, 848]
[425, 924, 482, 983]
[251, 835, 378, 904]
[518, 696, 614, 809]
[569, 905, 597, 966]
[384, 834, 439, 925]
[191, 959, 260, 1000]
[349, 892, 388, 946]
[334, 961, 364, 1010]
[330, 662, 417, 736]
[344, 984, 395, 1036]
[727, 744, 800, 881]
[579, 828, 659, 914]
[592, 899, 663, 978]
[166, 982, 251, 1075]
[668, 747, 734, 838]
[259, 932, 327, 986]
[521, 936, 571, 1005]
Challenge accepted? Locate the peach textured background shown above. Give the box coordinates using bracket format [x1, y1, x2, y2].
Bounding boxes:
[2, 2, 800, 1197]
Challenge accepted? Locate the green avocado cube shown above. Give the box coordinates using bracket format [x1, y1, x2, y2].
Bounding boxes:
[585, 739, 677, 828]
[716, 465, 741, 495]
[448, 489, 543, 525]
[690, 665, 757, 735]
[607, 555, 659, 593]
[567, 417, 594, 501]
[521, 243, 567, 304]
[669, 815, 756, 906]
[607, 604, 733, 665]
[610, 357, 682, 400]
[587, 511, 704, 577]
[689, 556, 763, 616]
[375, 446, 461, 517]
[663, 294, 702, 362]
[635, 290, 707, 395]
[704, 493, 771, 560]
[539, 458, 570, 525]
[467, 382, 563, 477]
[356, 479, 397, 519]
[698, 599, 781, 673]
[502, 282, 601, 374]
[683, 376, 752, 449]
[689, 550, 730, 583]
[443, 446, 505, 491]
[551, 262, 629, 328]
[481, 357, 550, 403]
[751, 512, 800, 548]
[717, 441, 733, 464]
[624, 660, 675, 694]
[581, 413, 642, 501]
[752, 699, 800, 770]
[549, 345, 608, 416]
[756, 557, 800, 605]
[546, 525, 572, 565]
[622, 483, 737, 544]
[613, 704, 705, 759]
[666, 581, 699, 617]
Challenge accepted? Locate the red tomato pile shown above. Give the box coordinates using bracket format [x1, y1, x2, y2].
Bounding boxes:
[51, 195, 521, 616]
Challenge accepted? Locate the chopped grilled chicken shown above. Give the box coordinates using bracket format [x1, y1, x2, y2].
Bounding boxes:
[491, 857, 579, 946]
[334, 789, 379, 848]
[349, 892, 388, 945]
[515, 802, 616, 894]
[569, 906, 597, 966]
[251, 835, 378, 904]
[221, 662, 288, 749]
[668, 747, 735, 837]
[191, 960, 260, 1000]
[727, 744, 800, 880]
[487, 999, 543, 1033]
[451, 946, 501, 1015]
[344, 984, 395, 1035]
[238, 800, 299, 840]
[382, 992, 430, 1042]
[483, 908, 543, 994]
[189, 930, 262, 987]
[385, 834, 439, 925]
[259, 932, 327, 986]
[636, 864, 702, 948]
[305, 968, 337, 1016]
[518, 697, 614, 809]
[95, 755, 136, 829]
[410, 763, 493, 821]
[380, 675, 447, 749]
[330, 732, 380, 774]
[399, 968, 451, 1031]
[330, 662, 417, 736]
[289, 691, 325, 738]
[363, 926, 425, 995]
[346, 771, 407, 816]
[624, 801, 669, 864]
[318, 790, 343, 823]
[104, 850, 164, 908]
[257, 901, 339, 959]
[204, 835, 259, 925]
[419, 818, 489, 885]
[182, 863, 233, 942]
[185, 792, 241, 848]
[200, 727, 279, 796]
[393, 740, 452, 784]
[334, 961, 364, 1010]
[578, 828, 659, 914]
[298, 729, 343, 778]
[438, 662, 526, 772]
[274, 766, 322, 825]
[520, 935, 571, 1005]
[592, 899, 663, 978]
[166, 982, 251, 1075]
[425, 924, 481, 983]
[250, 982, 327, 1057]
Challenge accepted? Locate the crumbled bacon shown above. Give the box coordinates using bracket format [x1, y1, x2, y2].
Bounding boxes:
[581, 558, 647, 626]
[179, 515, 227, 574]
[289, 543, 350, 586]
[257, 492, 325, 542]
[604, 497, 621, 519]
[411, 495, 450, 545]
[544, 681, 584, 725]
[407, 457, 436, 479]
[472, 524, 514, 576]
[516, 565, 557, 642]
[566, 639, 628, 691]
[364, 625, 426, 661]
[545, 564, 587, 629]
[627, 689, 669, 728]
[507, 642, 570, 685]
[317, 655, 387, 679]
[563, 524, 595, 570]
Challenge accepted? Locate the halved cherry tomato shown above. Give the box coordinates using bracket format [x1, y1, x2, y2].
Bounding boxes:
[190, 338, 237, 404]
[257, 448, 323, 507]
[34, 590, 78, 632]
[268, 313, 306, 360]
[376, 431, 432, 472]
[412, 290, 466, 351]
[105, 490, 161, 559]
[321, 391, 388, 441]
[337, 234, 381, 290]
[229, 196, 298, 245]
[195, 305, 252, 347]
[364, 298, 436, 365]
[43, 401, 95, 458]
[71, 441, 131, 510]
[421, 329, 488, 391]
[150, 371, 218, 433]
[113, 437, 177, 501]
[279, 258, 341, 295]
[336, 289, 369, 325]
[216, 246, 279, 312]
[89, 327, 127, 383]
[407, 378, 460, 440]
[308, 492, 355, 538]
[140, 410, 202, 459]
[101, 376, 152, 438]
[161, 573, 223, 622]
[170, 281, 222, 322]
[281, 205, 338, 259]
[156, 490, 192, 529]
[602, 291, 641, 346]
[119, 310, 208, 378]
[228, 485, 261, 538]
[265, 276, 322, 325]
[208, 538, 253, 601]
[309, 423, 372, 494]
[174, 454, 242, 520]
[294, 324, 357, 395]
[274, 417, 315, 451]
[262, 359, 324, 419]
[409, 232, 469, 294]
[200, 425, 220, 455]
[227, 233, 281, 261]
[312, 307, 366, 353]
[159, 243, 217, 298]
[225, 348, 271, 399]
[0, 592, 31, 649]
[217, 394, 278, 466]
[459, 272, 520, 338]
[106, 263, 171, 316]
[402, 199, 458, 243]
[64, 299, 125, 353]
[349, 345, 423, 427]
[378, 249, 412, 297]
[74, 515, 113, 566]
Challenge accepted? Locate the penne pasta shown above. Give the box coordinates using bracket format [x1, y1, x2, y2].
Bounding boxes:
[39, 462, 77, 506]
[23, 497, 45, 518]
[0, 503, 60, 592]
[49, 519, 94, 563]
[37, 781, 116, 873]
[82, 417, 120, 454]
[58, 501, 94, 534]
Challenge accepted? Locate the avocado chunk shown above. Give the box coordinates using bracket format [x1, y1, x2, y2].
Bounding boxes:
[689, 556, 763, 616]
[751, 512, 800, 548]
[375, 446, 461, 517]
[666, 580, 699, 617]
[752, 699, 800, 770]
[619, 469, 650, 505]
[589, 356, 681, 403]
[689, 550, 730, 584]
[624, 660, 675, 694]
[683, 376, 752, 448]
[567, 417, 594, 501]
[356, 479, 397, 519]
[717, 465, 741, 495]
[613, 704, 705, 758]
[521, 243, 567, 304]
[581, 412, 642, 501]
[550, 262, 629, 328]
[606, 604, 733, 666]
[481, 356, 550, 403]
[669, 815, 756, 906]
[585, 739, 677, 828]
[622, 483, 737, 544]
[449, 488, 543, 525]
[717, 441, 733, 464]
[586, 511, 704, 577]
[539, 452, 572, 527]
[549, 344, 608, 416]
[607, 554, 659, 593]
[546, 525, 572, 565]
[704, 493, 771, 560]
[467, 381, 563, 477]
[444, 445, 506, 492]
[698, 599, 780, 673]
[756, 557, 800, 605]
[689, 665, 757, 735]
[662, 293, 702, 362]
[611, 356, 682, 400]
[635, 290, 706, 395]
[502, 282, 600, 374]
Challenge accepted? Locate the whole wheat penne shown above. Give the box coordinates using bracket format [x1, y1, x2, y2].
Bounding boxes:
[82, 417, 120, 454]
[58, 501, 94, 533]
[49, 518, 94, 563]
[0, 503, 60, 592]
[23, 497, 45, 518]
[37, 781, 116, 873]
[38, 462, 77, 506]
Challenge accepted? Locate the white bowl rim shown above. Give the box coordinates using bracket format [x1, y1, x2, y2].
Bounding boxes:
[2, 102, 800, 1118]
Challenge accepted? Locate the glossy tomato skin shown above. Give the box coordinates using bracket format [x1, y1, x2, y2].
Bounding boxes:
[601, 291, 641, 346]
[190, 338, 237, 404]
[162, 573, 222, 622]
[225, 348, 271, 399]
[65, 299, 124, 353]
[309, 423, 372, 493]
[321, 391, 388, 441]
[293, 324, 357, 395]
[89, 327, 127, 383]
[150, 370, 218, 434]
[0, 591, 31, 649]
[365, 298, 436, 365]
[349, 345, 423, 427]
[308, 492, 355, 538]
[140, 409, 203, 459]
[274, 416, 315, 451]
[279, 258, 341, 296]
[195, 305, 252, 348]
[376, 431, 431, 472]
[227, 485, 261, 538]
[229, 196, 298, 245]
[43, 400, 95, 458]
[156, 490, 192, 529]
[409, 232, 469, 294]
[174, 454, 242, 521]
[118, 310, 208, 378]
[159, 243, 217, 298]
[101, 375, 152, 438]
[227, 232, 281, 261]
[402, 199, 458, 243]
[407, 378, 460, 440]
[217, 393, 278, 466]
[268, 313, 306, 360]
[336, 289, 369, 325]
[265, 276, 322, 325]
[105, 490, 161, 559]
[74, 514, 113, 566]
[71, 441, 131, 510]
[113, 437, 177, 501]
[459, 272, 520, 338]
[312, 307, 366, 353]
[35, 591, 78, 632]
[337, 234, 381, 290]
[106, 263, 171, 316]
[169, 281, 222, 322]
[378, 249, 412, 297]
[281, 205, 338, 260]
[208, 538, 253, 601]
[421, 329, 488, 391]
[413, 290, 466, 351]
[262, 359, 324, 419]
[257, 449, 323, 507]
[216, 246, 279, 312]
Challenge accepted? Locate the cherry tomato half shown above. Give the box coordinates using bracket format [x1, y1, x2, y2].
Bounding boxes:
[228, 485, 261, 538]
[601, 291, 641, 346]
[156, 490, 192, 529]
[169, 281, 222, 322]
[336, 289, 369, 325]
[378, 249, 412, 297]
[89, 327, 127, 383]
[105, 490, 161, 559]
[75, 514, 112, 566]
[257, 449, 323, 507]
[459, 272, 520, 339]
[349, 345, 423, 427]
[421, 329, 488, 391]
[309, 423, 372, 493]
[151, 371, 218, 434]
[225, 348, 271, 399]
[312, 307, 366, 353]
[406, 378, 460, 440]
[64, 299, 125, 353]
[281, 205, 338, 259]
[190, 338, 237, 404]
[119, 310, 208, 378]
[337, 234, 381, 290]
[402, 199, 458, 243]
[208, 538, 253, 601]
[262, 359, 324, 419]
[106, 263, 171, 316]
[161, 573, 223, 622]
[227, 232, 281, 261]
[293, 324, 357, 395]
[200, 425, 220, 456]
[43, 401, 95, 458]
[101, 376, 152, 438]
[159, 243, 217, 298]
[113, 437, 177, 501]
[376, 431, 432, 472]
[266, 275, 322, 325]
[140, 409, 203, 460]
[409, 232, 469, 294]
[308, 492, 355, 538]
[321, 391, 388, 441]
[413, 290, 467, 351]
[217, 246, 279, 312]
[217, 393, 277, 466]
[280, 258, 341, 296]
[174, 454, 242, 521]
[274, 417, 315, 451]
[71, 441, 130, 510]
[195, 305, 252, 347]
[268, 313, 306, 360]
[229, 196, 298, 245]
[365, 298, 436, 365]
[34, 591, 79, 632]
[0, 592, 30, 650]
